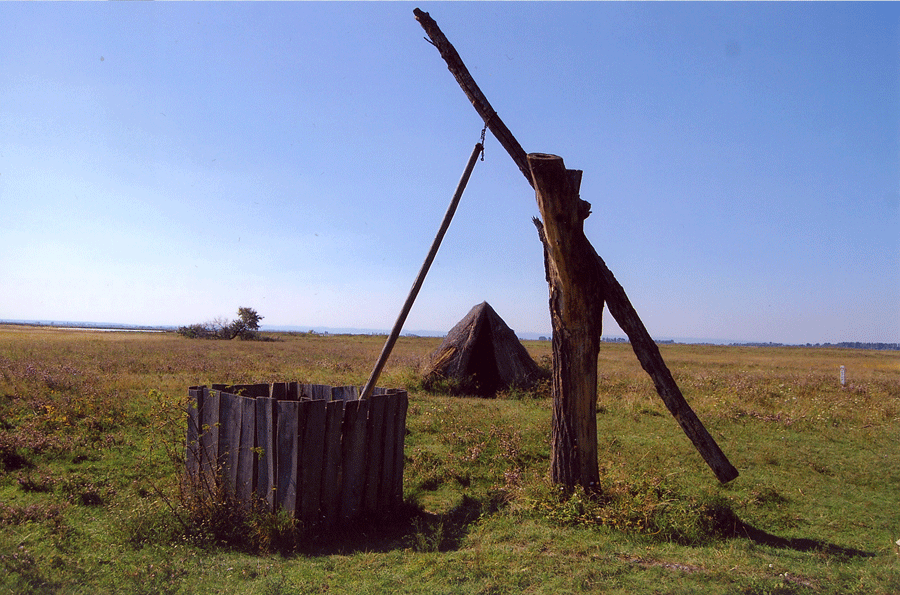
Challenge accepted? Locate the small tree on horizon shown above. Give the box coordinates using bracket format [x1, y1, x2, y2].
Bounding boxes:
[177, 307, 264, 340]
[229, 307, 263, 340]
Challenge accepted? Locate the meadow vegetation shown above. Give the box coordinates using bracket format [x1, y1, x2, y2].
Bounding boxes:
[0, 324, 897, 593]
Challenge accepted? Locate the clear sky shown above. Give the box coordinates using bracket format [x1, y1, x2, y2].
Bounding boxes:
[2, 2, 898, 344]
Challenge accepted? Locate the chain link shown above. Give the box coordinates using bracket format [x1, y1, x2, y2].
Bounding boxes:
[479, 123, 487, 161]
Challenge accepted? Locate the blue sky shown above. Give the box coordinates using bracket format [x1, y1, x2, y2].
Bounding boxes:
[2, 2, 897, 344]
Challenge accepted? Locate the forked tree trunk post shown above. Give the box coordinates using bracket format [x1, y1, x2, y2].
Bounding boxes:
[530, 154, 605, 490]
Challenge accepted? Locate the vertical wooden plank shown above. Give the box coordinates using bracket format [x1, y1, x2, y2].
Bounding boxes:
[321, 400, 344, 529]
[331, 386, 359, 401]
[271, 382, 287, 401]
[238, 396, 256, 503]
[288, 381, 301, 401]
[293, 400, 308, 517]
[363, 394, 387, 514]
[219, 392, 242, 496]
[379, 392, 399, 510]
[186, 387, 204, 480]
[340, 399, 369, 524]
[233, 383, 269, 398]
[255, 397, 277, 510]
[276, 400, 299, 516]
[311, 384, 332, 401]
[300, 399, 327, 527]
[392, 390, 409, 505]
[200, 388, 220, 492]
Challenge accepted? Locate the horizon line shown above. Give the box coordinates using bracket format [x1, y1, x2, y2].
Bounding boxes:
[1, 319, 897, 350]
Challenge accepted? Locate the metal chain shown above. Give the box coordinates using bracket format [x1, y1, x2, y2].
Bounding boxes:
[479, 123, 487, 161]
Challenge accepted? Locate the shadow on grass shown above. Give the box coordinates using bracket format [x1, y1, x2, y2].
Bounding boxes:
[733, 521, 875, 559]
[289, 495, 486, 557]
[290, 504, 877, 560]
[193, 491, 876, 561]
[662, 498, 875, 559]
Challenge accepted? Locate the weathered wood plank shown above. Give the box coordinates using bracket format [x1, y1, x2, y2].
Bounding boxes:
[186, 387, 203, 480]
[363, 395, 388, 514]
[256, 397, 277, 510]
[313, 384, 332, 401]
[276, 400, 299, 516]
[229, 383, 269, 398]
[293, 400, 309, 517]
[300, 399, 327, 526]
[392, 391, 409, 505]
[340, 399, 369, 523]
[219, 392, 243, 495]
[238, 396, 256, 503]
[379, 393, 398, 510]
[200, 388, 220, 490]
[331, 386, 359, 401]
[271, 382, 287, 401]
[299, 384, 330, 402]
[321, 400, 345, 529]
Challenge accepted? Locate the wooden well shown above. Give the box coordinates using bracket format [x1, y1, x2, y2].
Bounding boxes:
[186, 383, 408, 529]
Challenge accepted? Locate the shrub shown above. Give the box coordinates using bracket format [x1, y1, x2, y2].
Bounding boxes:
[177, 307, 265, 341]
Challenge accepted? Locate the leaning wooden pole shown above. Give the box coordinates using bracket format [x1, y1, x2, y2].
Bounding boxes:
[414, 8, 738, 484]
[360, 143, 483, 400]
[414, 8, 532, 187]
[587, 244, 739, 482]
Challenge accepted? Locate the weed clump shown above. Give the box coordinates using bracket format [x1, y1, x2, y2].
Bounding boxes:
[523, 476, 741, 546]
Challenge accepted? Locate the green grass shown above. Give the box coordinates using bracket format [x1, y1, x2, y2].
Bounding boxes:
[0, 325, 897, 593]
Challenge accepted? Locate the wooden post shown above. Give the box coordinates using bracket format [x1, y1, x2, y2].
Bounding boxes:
[529, 154, 604, 491]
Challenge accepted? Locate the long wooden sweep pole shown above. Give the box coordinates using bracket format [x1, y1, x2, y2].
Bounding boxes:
[414, 8, 738, 483]
[360, 142, 483, 400]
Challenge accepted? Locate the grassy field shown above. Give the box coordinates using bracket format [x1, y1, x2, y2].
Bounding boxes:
[0, 324, 897, 594]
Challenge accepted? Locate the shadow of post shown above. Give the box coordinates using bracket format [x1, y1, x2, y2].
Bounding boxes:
[733, 520, 876, 559]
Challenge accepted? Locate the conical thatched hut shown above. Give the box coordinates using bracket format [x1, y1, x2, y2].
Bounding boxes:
[422, 302, 545, 396]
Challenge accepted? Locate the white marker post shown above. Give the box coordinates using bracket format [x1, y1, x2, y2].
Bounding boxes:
[840, 365, 846, 387]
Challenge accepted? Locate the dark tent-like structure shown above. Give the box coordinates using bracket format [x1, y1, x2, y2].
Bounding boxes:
[422, 302, 546, 396]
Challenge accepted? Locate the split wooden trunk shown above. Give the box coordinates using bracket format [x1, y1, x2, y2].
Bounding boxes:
[185, 383, 408, 530]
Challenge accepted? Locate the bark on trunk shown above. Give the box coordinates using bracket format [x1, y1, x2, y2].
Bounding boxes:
[530, 154, 604, 491]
